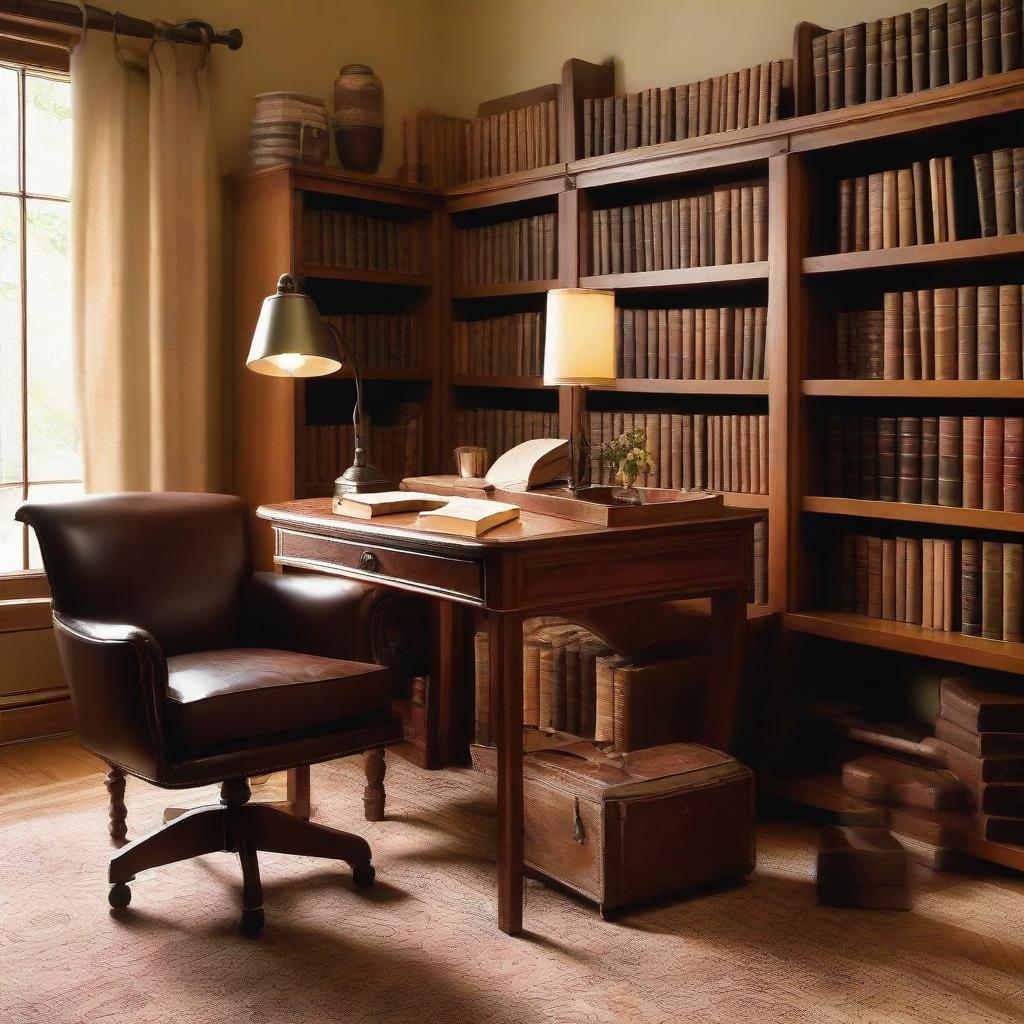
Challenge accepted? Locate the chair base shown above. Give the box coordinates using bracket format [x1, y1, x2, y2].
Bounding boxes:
[107, 778, 374, 935]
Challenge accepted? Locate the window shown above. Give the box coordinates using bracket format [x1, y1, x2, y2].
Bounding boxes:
[0, 60, 78, 574]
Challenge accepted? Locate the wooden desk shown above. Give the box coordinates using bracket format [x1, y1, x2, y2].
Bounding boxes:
[257, 497, 756, 935]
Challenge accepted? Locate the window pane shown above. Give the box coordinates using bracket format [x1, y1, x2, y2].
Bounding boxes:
[25, 73, 70, 198]
[0, 483, 24, 571]
[26, 197, 77, 482]
[0, 66, 17, 192]
[0, 193, 22, 486]
[26, 480, 82, 568]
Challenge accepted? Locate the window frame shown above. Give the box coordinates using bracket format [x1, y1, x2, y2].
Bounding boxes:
[0, 33, 70, 610]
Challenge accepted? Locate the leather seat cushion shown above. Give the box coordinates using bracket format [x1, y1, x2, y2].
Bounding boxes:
[166, 648, 391, 749]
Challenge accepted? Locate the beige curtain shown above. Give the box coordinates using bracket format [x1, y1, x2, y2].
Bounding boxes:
[71, 30, 223, 493]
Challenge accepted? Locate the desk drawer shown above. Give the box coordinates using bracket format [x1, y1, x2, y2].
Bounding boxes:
[277, 529, 482, 602]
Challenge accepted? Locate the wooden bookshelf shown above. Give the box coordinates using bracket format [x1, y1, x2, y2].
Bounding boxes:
[452, 375, 546, 390]
[803, 496, 1024, 533]
[803, 379, 1024, 398]
[597, 378, 769, 396]
[580, 263, 769, 291]
[803, 235, 1024, 276]
[451, 279, 561, 299]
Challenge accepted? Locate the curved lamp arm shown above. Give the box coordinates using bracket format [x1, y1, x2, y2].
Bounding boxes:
[324, 318, 367, 469]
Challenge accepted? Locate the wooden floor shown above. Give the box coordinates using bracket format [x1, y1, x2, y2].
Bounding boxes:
[0, 735, 106, 795]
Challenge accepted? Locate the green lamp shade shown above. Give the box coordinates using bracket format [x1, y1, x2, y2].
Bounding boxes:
[246, 276, 342, 378]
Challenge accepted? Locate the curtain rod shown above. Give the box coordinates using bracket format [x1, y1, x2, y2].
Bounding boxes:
[0, 0, 243, 49]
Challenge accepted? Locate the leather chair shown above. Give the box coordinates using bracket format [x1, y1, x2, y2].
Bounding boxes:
[16, 491, 403, 936]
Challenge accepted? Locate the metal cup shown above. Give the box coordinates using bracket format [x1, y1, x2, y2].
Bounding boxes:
[454, 446, 488, 479]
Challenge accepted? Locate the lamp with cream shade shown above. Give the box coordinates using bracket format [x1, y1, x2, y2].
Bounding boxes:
[247, 273, 389, 502]
[544, 288, 616, 493]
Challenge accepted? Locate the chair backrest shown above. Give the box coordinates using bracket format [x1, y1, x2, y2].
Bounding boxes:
[17, 492, 252, 656]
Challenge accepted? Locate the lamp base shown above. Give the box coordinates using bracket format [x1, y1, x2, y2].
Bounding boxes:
[331, 462, 392, 510]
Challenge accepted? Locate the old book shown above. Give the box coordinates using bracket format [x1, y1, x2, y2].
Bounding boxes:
[842, 753, 964, 810]
[981, 540, 1004, 639]
[882, 169, 899, 248]
[896, 11, 914, 93]
[881, 537, 897, 617]
[826, 30, 845, 109]
[610, 656, 706, 752]
[958, 285, 978, 378]
[934, 287, 957, 379]
[918, 289, 936, 379]
[982, 0, 1002, 74]
[929, 157, 948, 243]
[948, 0, 968, 81]
[1005, 417, 1024, 511]
[816, 825, 908, 887]
[977, 284, 999, 379]
[898, 415, 922, 503]
[854, 175, 869, 250]
[922, 537, 935, 628]
[1005, 542, 1024, 641]
[994, 147, 1015, 235]
[922, 415, 939, 503]
[878, 416, 897, 501]
[897, 166, 916, 246]
[942, 676, 1024, 731]
[983, 416, 1004, 510]
[963, 415, 983, 507]
[966, 0, 984, 78]
[844, 23, 867, 104]
[929, 2, 950, 86]
[868, 172, 884, 249]
[523, 640, 541, 729]
[999, 283, 1022, 378]
[417, 498, 519, 537]
[911, 160, 931, 245]
[977, 815, 1024, 843]
[625, 91, 640, 150]
[936, 714, 1024, 757]
[813, 33, 829, 111]
[865, 20, 882, 101]
[1001, 0, 1022, 70]
[880, 16, 898, 97]
[961, 537, 981, 633]
[938, 415, 963, 506]
[974, 150, 997, 237]
[911, 7, 930, 90]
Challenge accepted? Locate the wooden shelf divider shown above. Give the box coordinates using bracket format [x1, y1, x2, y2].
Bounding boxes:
[803, 379, 1024, 399]
[580, 263, 768, 291]
[803, 496, 1024, 533]
[803, 235, 1024, 276]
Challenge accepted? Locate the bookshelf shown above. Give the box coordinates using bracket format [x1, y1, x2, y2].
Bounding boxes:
[230, 37, 1024, 868]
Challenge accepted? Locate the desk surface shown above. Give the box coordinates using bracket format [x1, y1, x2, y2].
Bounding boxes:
[257, 497, 759, 551]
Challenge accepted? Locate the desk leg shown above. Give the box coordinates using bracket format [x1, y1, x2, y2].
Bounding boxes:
[488, 609, 524, 935]
[708, 588, 747, 754]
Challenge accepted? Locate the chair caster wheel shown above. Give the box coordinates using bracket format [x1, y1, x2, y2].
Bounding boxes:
[108, 882, 131, 909]
[352, 862, 375, 888]
[239, 907, 265, 937]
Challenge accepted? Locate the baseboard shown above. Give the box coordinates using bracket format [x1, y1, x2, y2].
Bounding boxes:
[0, 696, 75, 744]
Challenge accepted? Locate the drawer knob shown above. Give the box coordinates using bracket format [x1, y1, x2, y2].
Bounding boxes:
[359, 551, 379, 573]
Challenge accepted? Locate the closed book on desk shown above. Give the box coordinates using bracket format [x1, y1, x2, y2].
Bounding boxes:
[417, 498, 520, 537]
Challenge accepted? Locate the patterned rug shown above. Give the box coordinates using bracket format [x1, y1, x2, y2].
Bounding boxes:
[2, 755, 1024, 1024]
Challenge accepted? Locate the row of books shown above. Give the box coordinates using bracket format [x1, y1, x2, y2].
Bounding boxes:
[580, 59, 793, 158]
[835, 531, 1023, 641]
[616, 306, 769, 381]
[588, 411, 770, 495]
[974, 147, 1024, 236]
[936, 676, 1024, 843]
[812, 1, 1024, 114]
[302, 410, 422, 489]
[835, 286, 1024, 381]
[460, 100, 559, 181]
[451, 407, 559, 457]
[836, 156, 958, 251]
[301, 208, 420, 273]
[452, 312, 544, 377]
[589, 183, 769, 275]
[453, 213, 557, 286]
[825, 414, 1024, 510]
[401, 110, 467, 188]
[324, 314, 418, 373]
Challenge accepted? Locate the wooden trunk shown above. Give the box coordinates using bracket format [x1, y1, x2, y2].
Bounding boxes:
[474, 740, 754, 915]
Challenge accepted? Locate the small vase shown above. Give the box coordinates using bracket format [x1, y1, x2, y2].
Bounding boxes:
[333, 64, 383, 173]
[611, 473, 642, 505]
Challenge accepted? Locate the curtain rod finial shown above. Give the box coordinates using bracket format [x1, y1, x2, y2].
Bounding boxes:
[226, 28, 243, 50]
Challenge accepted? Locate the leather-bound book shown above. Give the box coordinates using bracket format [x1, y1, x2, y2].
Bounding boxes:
[966, 0, 983, 77]
[963, 415, 983, 507]
[936, 714, 1024, 757]
[977, 815, 1024, 843]
[1005, 417, 1023, 511]
[680, 308, 695, 379]
[934, 287, 957, 379]
[753, 183, 768, 261]
[896, 536, 909, 620]
[853, 175, 869, 251]
[911, 7, 931, 89]
[907, 537, 924, 623]
[999, 283, 1022, 379]
[878, 415, 897, 501]
[564, 641, 582, 734]
[861, 415, 880, 500]
[826, 29, 846, 109]
[868, 536, 883, 617]
[929, 3, 950, 86]
[838, 177, 854, 252]
[938, 415, 963, 507]
[922, 415, 939, 504]
[865, 20, 882, 101]
[612, 95, 626, 154]
[948, 0, 968, 81]
[759, 414, 769, 490]
[854, 534, 870, 614]
[974, 150, 997, 237]
[622, 310, 636, 379]
[844, 415, 862, 496]
[670, 413, 684, 488]
[982, 0, 1002, 74]
[977, 284, 999, 379]
[844, 23, 867, 105]
[993, 148, 1015, 235]
[910, 160, 931, 245]
[836, 310, 851, 378]
[882, 169, 899, 248]
[1014, 149, 1024, 231]
[897, 166, 916, 246]
[880, 16, 898, 97]
[941, 675, 1024, 731]
[962, 536, 978, 630]
[983, 416, 1004, 510]
[674, 84, 688, 140]
[659, 87, 674, 144]
[609, 208, 623, 275]
[625, 91, 640, 150]
[895, 12, 914, 93]
[901, 291, 920, 379]
[594, 655, 622, 743]
[812, 34, 828, 111]
[1000, 0, 1022, 70]
[1005, 542, 1023, 642]
[957, 285, 978, 379]
[918, 289, 935, 379]
[898, 415, 922, 503]
[982, 540, 1004, 639]
[862, 308, 885, 380]
[610, 655, 706, 752]
[922, 537, 935, 629]
[928, 158, 948, 242]
[942, 538, 956, 631]
[881, 537, 897, 618]
[667, 308, 682, 380]
[867, 172, 884, 249]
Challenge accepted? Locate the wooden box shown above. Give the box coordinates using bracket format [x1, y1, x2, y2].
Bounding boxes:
[474, 741, 755, 916]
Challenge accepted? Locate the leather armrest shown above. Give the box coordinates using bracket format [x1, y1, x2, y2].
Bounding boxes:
[53, 613, 167, 781]
[241, 572, 386, 664]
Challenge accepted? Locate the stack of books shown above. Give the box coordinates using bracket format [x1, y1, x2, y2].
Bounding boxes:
[302, 404, 422, 492]
[590, 183, 768, 273]
[816, 825, 910, 910]
[974, 146, 1024, 236]
[588, 410, 769, 495]
[451, 408, 559, 456]
[935, 677, 1024, 842]
[615, 305, 768, 380]
[401, 109, 468, 187]
[581, 59, 793, 158]
[825, 413, 1024, 510]
[324, 313, 418, 373]
[811, 2, 1024, 114]
[301, 208, 420, 273]
[461, 100, 559, 180]
[834, 531, 1024, 640]
[453, 312, 544, 376]
[453, 214, 557, 286]
[835, 285, 1024, 380]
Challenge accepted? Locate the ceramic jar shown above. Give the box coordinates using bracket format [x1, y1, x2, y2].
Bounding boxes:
[333, 64, 383, 172]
